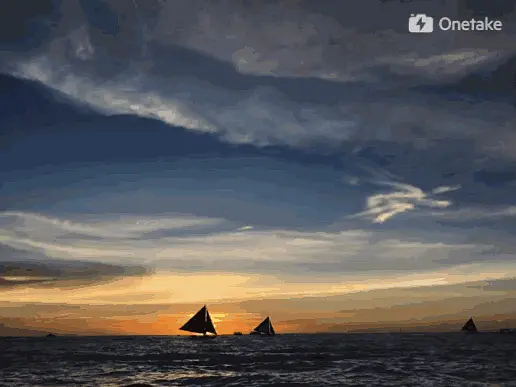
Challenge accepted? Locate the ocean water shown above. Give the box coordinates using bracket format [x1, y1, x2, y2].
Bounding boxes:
[1, 333, 516, 386]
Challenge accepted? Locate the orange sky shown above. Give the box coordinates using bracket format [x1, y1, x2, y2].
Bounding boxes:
[2, 272, 516, 336]
[2, 260, 515, 305]
[3, 213, 516, 336]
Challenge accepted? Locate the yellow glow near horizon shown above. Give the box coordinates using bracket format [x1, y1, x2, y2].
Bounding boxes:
[1, 261, 516, 306]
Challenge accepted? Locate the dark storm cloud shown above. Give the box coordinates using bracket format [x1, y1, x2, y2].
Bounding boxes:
[0, 244, 150, 288]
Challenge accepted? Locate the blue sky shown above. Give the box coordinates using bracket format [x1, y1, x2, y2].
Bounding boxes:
[1, 0, 516, 330]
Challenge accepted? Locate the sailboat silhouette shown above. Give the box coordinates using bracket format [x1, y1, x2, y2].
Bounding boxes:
[461, 317, 478, 333]
[250, 316, 276, 336]
[179, 305, 217, 339]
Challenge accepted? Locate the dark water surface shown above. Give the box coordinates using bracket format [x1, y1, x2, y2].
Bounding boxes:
[1, 333, 516, 386]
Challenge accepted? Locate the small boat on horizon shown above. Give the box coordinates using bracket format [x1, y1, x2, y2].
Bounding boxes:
[250, 316, 276, 336]
[233, 331, 243, 335]
[179, 305, 217, 340]
[46, 333, 57, 338]
[461, 317, 478, 334]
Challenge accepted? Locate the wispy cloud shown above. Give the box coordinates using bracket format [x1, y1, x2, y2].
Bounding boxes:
[430, 205, 516, 221]
[1, 210, 513, 279]
[148, 0, 515, 81]
[11, 58, 216, 133]
[11, 51, 516, 155]
[237, 225, 254, 232]
[2, 0, 516, 315]
[351, 181, 457, 223]
[0, 211, 223, 239]
[6, 0, 516, 159]
[1, 258, 515, 306]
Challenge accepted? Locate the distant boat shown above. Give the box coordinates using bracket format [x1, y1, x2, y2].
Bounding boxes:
[250, 316, 276, 336]
[179, 305, 217, 339]
[500, 328, 516, 334]
[46, 333, 57, 338]
[461, 317, 478, 333]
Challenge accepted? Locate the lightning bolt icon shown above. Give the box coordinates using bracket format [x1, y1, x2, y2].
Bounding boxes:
[416, 17, 426, 30]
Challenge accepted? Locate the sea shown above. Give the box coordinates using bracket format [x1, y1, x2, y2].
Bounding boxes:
[1, 333, 516, 386]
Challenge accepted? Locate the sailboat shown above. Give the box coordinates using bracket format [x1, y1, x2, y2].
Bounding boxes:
[499, 320, 516, 334]
[250, 316, 276, 336]
[461, 317, 478, 333]
[179, 305, 217, 339]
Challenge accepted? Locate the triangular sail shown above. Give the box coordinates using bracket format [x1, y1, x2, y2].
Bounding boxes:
[461, 317, 477, 332]
[205, 308, 217, 335]
[253, 317, 275, 335]
[180, 305, 217, 335]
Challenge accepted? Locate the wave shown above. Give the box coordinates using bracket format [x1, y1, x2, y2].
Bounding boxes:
[3, 334, 516, 386]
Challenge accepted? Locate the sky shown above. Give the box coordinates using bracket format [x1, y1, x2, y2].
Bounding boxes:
[1, 0, 516, 335]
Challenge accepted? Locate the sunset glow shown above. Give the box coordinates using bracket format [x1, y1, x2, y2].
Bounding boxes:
[2, 0, 516, 339]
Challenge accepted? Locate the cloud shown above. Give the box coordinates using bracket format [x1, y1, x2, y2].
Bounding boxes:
[0, 244, 150, 289]
[2, 0, 516, 308]
[430, 205, 516, 221]
[351, 181, 455, 223]
[10, 57, 216, 133]
[5, 277, 516, 334]
[10, 50, 516, 156]
[68, 25, 95, 60]
[431, 185, 461, 195]
[0, 211, 224, 240]
[2, 211, 516, 283]
[466, 278, 516, 292]
[383, 50, 502, 81]
[147, 0, 516, 81]
[237, 225, 254, 232]
[3, 0, 516, 161]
